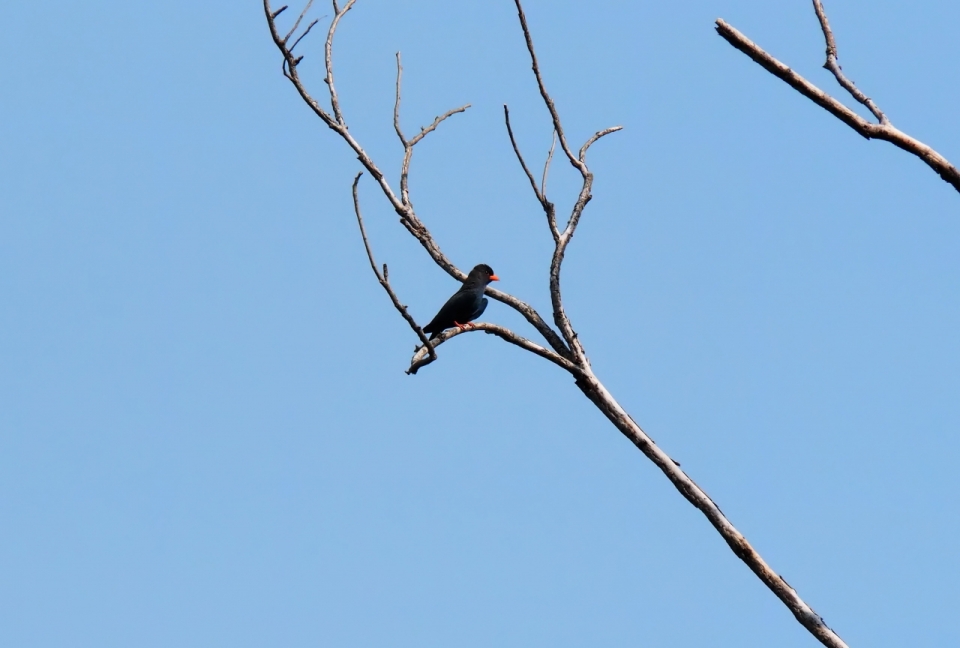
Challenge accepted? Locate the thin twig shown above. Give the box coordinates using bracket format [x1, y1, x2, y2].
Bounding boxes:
[408, 106, 471, 147]
[394, 53, 470, 206]
[324, 0, 356, 125]
[503, 105, 543, 203]
[715, 18, 960, 194]
[512, 0, 583, 174]
[289, 19, 319, 53]
[812, 0, 887, 124]
[352, 172, 436, 365]
[503, 105, 558, 241]
[579, 126, 622, 162]
[541, 130, 556, 199]
[283, 0, 314, 44]
[393, 53, 408, 146]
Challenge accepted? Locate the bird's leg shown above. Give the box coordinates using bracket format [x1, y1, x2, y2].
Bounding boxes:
[453, 321, 475, 331]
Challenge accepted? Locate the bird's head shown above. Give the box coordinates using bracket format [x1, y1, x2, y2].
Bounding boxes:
[468, 263, 499, 285]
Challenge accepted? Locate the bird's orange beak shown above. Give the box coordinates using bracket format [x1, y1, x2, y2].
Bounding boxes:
[489, 274, 500, 281]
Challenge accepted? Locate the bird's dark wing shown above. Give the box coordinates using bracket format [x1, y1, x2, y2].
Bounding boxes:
[423, 289, 484, 339]
[469, 297, 488, 322]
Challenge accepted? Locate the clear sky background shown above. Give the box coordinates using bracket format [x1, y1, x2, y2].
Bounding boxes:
[2, 1, 958, 646]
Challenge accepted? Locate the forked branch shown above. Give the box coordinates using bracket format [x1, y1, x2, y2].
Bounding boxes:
[264, 0, 569, 357]
[394, 52, 471, 207]
[407, 323, 583, 376]
[716, 2, 960, 194]
[265, 2, 849, 647]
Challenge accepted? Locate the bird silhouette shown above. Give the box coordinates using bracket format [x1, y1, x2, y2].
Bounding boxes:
[423, 264, 499, 340]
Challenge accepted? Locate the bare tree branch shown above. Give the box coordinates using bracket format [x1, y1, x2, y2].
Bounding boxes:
[264, 0, 570, 358]
[407, 322, 583, 376]
[541, 130, 556, 200]
[394, 54, 470, 206]
[715, 9, 960, 194]
[504, 104, 558, 241]
[580, 126, 623, 162]
[323, 0, 355, 125]
[393, 53, 408, 147]
[511, 0, 581, 173]
[283, 0, 314, 44]
[352, 172, 436, 366]
[289, 19, 319, 53]
[511, 0, 622, 364]
[265, 3, 848, 647]
[572, 367, 850, 648]
[811, 0, 886, 124]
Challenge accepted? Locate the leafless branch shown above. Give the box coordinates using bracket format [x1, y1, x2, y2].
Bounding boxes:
[572, 367, 850, 648]
[352, 172, 436, 366]
[289, 19, 319, 53]
[283, 0, 314, 44]
[264, 0, 570, 359]
[541, 130, 556, 199]
[393, 53, 407, 147]
[811, 0, 886, 124]
[580, 126, 623, 162]
[504, 104, 559, 241]
[394, 54, 470, 208]
[511, 0, 581, 173]
[323, 0, 355, 125]
[407, 322, 583, 376]
[502, 105, 542, 202]
[716, 10, 960, 194]
[265, 3, 847, 647]
[511, 0, 622, 363]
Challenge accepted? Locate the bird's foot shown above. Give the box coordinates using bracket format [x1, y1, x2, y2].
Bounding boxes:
[453, 321, 474, 332]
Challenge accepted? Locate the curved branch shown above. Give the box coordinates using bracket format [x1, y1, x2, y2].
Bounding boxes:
[504, 104, 558, 241]
[323, 0, 355, 125]
[580, 126, 622, 162]
[407, 322, 583, 376]
[352, 172, 436, 365]
[715, 16, 960, 194]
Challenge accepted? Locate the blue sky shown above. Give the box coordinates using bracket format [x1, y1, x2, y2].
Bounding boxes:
[2, 1, 959, 646]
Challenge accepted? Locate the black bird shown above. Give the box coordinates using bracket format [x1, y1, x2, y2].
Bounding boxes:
[423, 264, 499, 340]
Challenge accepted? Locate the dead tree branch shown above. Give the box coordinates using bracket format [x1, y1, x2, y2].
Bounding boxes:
[265, 2, 848, 647]
[503, 105, 559, 241]
[407, 323, 583, 376]
[352, 172, 436, 366]
[264, 0, 569, 358]
[510, 0, 622, 366]
[394, 52, 470, 208]
[716, 3, 960, 194]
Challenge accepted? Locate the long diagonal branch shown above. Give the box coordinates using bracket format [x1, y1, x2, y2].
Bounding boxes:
[715, 4, 960, 194]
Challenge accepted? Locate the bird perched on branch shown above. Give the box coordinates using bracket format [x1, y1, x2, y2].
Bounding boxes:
[423, 264, 499, 340]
